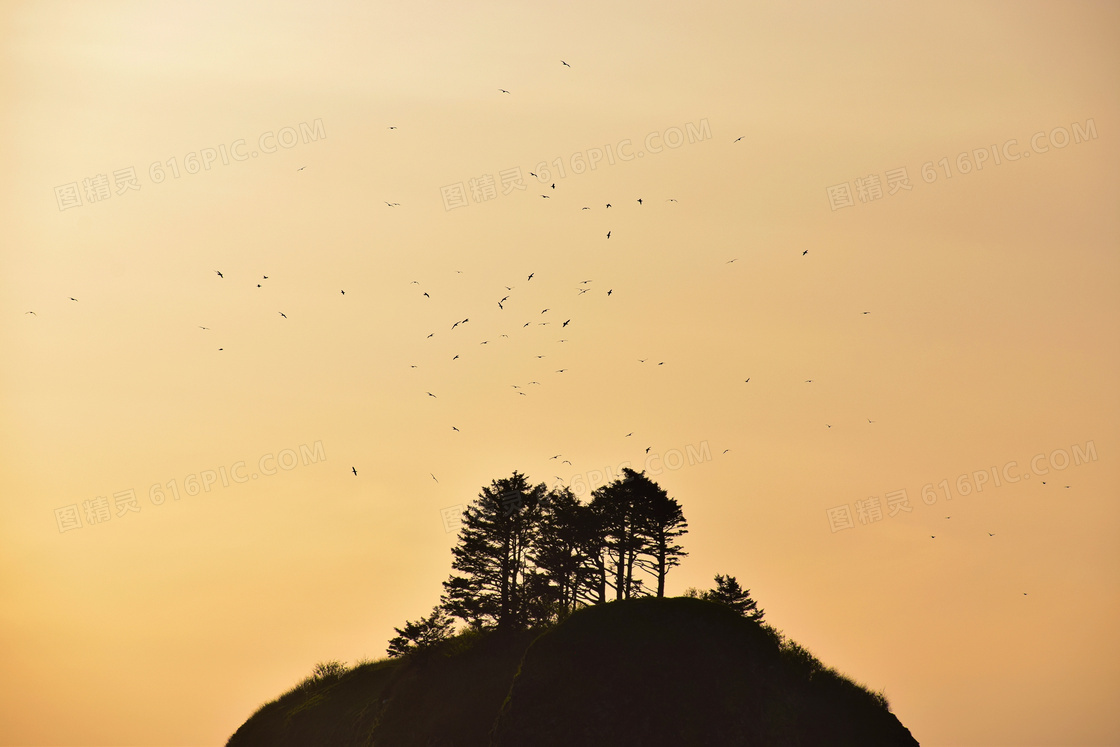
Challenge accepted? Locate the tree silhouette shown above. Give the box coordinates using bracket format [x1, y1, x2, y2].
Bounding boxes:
[529, 486, 592, 618]
[441, 471, 547, 631]
[386, 605, 455, 657]
[628, 469, 688, 597]
[703, 574, 765, 621]
[591, 468, 687, 599]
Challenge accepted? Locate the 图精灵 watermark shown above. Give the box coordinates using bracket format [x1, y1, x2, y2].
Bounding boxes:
[53, 440, 327, 534]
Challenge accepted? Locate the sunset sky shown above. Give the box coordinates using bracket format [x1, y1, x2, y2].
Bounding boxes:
[1, 1, 1118, 745]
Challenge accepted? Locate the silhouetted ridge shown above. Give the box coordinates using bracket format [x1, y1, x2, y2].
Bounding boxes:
[226, 597, 918, 746]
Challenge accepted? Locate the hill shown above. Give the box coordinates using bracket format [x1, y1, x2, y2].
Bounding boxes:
[226, 597, 918, 746]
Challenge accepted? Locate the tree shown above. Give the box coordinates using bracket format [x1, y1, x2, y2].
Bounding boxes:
[529, 486, 593, 619]
[629, 470, 688, 597]
[386, 605, 455, 658]
[592, 469, 688, 600]
[703, 574, 764, 621]
[442, 472, 547, 631]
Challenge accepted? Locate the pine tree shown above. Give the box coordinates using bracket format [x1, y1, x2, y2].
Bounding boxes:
[385, 605, 455, 657]
[441, 471, 547, 631]
[704, 574, 765, 621]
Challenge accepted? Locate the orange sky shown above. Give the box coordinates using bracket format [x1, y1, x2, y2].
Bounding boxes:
[1, 1, 1118, 745]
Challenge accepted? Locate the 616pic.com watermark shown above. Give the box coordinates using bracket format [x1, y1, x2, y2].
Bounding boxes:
[825, 440, 1099, 533]
[53, 441, 327, 535]
[825, 117, 1098, 211]
[440, 118, 712, 211]
[52, 118, 326, 212]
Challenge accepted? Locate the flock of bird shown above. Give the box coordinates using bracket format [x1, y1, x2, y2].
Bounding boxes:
[21, 58, 1052, 595]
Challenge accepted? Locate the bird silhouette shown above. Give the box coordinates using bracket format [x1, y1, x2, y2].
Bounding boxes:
[528, 273, 534, 281]
[427, 392, 437, 398]
[561, 60, 571, 67]
[341, 290, 345, 295]
[452, 426, 459, 432]
[499, 89, 510, 94]
[556, 369, 567, 373]
[607, 289, 613, 296]
[745, 378, 750, 382]
[69, 297, 78, 301]
[563, 319, 570, 327]
[297, 166, 306, 171]
[352, 467, 357, 475]
[199, 326, 209, 330]
[802, 250, 808, 255]
[637, 198, 642, 205]
[733, 136, 744, 142]
[431, 473, 438, 483]
[645, 447, 651, 454]
[606, 231, 611, 239]
[427, 333, 434, 338]
[215, 270, 223, 278]
[605, 203, 611, 208]
[25, 311, 35, 315]
[279, 312, 287, 318]
[723, 449, 730, 454]
[562, 460, 572, 465]
[988, 533, 995, 537]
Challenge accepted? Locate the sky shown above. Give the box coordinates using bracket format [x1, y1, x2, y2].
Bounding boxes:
[1, 1, 1118, 745]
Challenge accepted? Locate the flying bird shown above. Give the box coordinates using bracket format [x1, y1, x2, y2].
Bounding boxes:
[431, 473, 438, 483]
[279, 312, 287, 318]
[606, 231, 611, 239]
[744, 378, 750, 383]
[527, 273, 534, 281]
[198, 326, 209, 330]
[562, 319, 570, 327]
[727, 259, 737, 263]
[424, 292, 430, 298]
[427, 333, 435, 338]
[605, 203, 611, 208]
[69, 297, 78, 301]
[645, 447, 651, 454]
[385, 202, 400, 207]
[541, 194, 550, 198]
[452, 426, 459, 432]
[452, 355, 459, 360]
[352, 467, 357, 476]
[868, 418, 875, 423]
[625, 433, 632, 437]
[387, 126, 397, 129]
[562, 460, 572, 465]
[215, 270, 223, 278]
[297, 166, 306, 171]
[802, 250, 808, 256]
[427, 392, 437, 398]
[550, 455, 561, 460]
[637, 198, 642, 205]
[341, 290, 345, 295]
[561, 60, 571, 67]
[607, 289, 612, 296]
[499, 89, 510, 94]
[25, 311, 35, 315]
[723, 449, 730, 454]
[733, 136, 744, 142]
[556, 369, 567, 373]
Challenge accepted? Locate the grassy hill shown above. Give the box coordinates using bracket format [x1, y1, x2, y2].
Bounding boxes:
[226, 597, 918, 746]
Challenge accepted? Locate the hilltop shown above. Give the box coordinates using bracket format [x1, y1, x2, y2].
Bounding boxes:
[226, 596, 918, 746]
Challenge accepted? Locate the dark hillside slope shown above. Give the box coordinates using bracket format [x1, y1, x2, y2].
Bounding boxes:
[227, 598, 918, 746]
